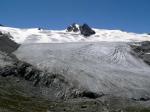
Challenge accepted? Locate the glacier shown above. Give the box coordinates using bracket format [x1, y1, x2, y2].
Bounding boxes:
[14, 42, 150, 99]
[0, 25, 150, 99]
[0, 26, 150, 43]
[0, 25, 150, 111]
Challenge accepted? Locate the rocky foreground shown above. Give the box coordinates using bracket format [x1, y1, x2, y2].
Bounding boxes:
[0, 32, 150, 112]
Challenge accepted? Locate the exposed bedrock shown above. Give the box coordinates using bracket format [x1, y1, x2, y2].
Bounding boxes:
[66, 23, 96, 36]
[0, 31, 20, 54]
[130, 41, 150, 65]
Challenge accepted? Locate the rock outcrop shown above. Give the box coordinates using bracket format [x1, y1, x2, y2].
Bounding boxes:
[80, 24, 96, 37]
[0, 60, 102, 100]
[67, 23, 80, 32]
[0, 32, 19, 53]
[67, 23, 96, 37]
[130, 41, 150, 65]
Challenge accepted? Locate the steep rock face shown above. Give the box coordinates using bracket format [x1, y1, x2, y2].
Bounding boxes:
[0, 32, 19, 67]
[0, 32, 19, 53]
[67, 23, 80, 32]
[80, 24, 96, 36]
[0, 51, 15, 67]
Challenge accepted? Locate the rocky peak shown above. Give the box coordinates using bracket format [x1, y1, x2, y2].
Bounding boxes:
[66, 23, 96, 37]
[67, 23, 80, 32]
[80, 24, 96, 37]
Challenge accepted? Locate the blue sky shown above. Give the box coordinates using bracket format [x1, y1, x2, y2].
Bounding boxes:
[0, 0, 150, 33]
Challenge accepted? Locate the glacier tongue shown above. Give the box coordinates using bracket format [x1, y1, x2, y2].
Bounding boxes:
[0, 26, 150, 43]
[14, 42, 150, 99]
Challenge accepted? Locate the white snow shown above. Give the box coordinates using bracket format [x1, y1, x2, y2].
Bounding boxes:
[0, 26, 150, 43]
[74, 24, 80, 29]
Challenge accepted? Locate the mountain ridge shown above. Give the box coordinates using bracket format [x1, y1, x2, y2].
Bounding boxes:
[0, 25, 150, 44]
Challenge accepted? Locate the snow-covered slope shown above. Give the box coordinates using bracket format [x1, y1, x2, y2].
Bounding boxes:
[15, 42, 150, 99]
[1, 25, 150, 102]
[0, 26, 150, 43]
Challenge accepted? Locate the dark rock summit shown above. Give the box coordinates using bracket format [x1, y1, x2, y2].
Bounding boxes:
[67, 23, 80, 32]
[80, 24, 96, 37]
[67, 23, 96, 37]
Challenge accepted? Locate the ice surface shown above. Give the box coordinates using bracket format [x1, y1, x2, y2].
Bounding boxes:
[14, 42, 150, 99]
